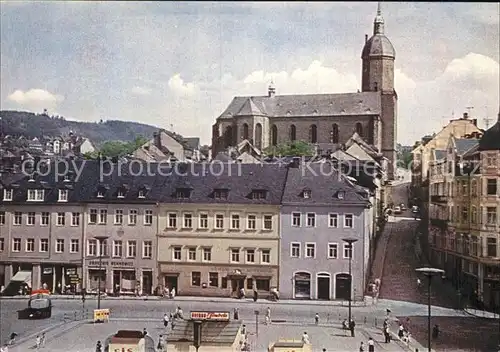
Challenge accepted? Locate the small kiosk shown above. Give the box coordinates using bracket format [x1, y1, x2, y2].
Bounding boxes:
[268, 340, 312, 352]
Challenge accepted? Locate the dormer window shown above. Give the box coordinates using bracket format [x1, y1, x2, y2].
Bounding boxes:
[58, 189, 68, 202]
[138, 190, 146, 198]
[63, 175, 71, 182]
[117, 190, 125, 198]
[3, 189, 13, 201]
[97, 191, 104, 198]
[175, 188, 191, 199]
[336, 191, 345, 200]
[214, 189, 229, 200]
[27, 189, 44, 201]
[28, 174, 35, 182]
[251, 190, 267, 200]
[302, 189, 312, 199]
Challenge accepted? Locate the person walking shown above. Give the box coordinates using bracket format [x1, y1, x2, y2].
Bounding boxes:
[265, 307, 271, 325]
[367, 337, 375, 352]
[359, 342, 365, 352]
[157, 335, 165, 352]
[142, 328, 148, 337]
[35, 335, 41, 350]
[253, 288, 258, 302]
[349, 319, 356, 337]
[233, 308, 239, 320]
[163, 313, 169, 327]
[314, 313, 319, 325]
[301, 332, 310, 344]
[384, 325, 390, 343]
[342, 319, 349, 336]
[398, 323, 404, 340]
[95, 341, 102, 352]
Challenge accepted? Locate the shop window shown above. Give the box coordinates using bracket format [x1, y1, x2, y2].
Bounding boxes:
[209, 272, 219, 287]
[221, 277, 228, 289]
[246, 278, 253, 289]
[256, 279, 270, 291]
[191, 272, 201, 286]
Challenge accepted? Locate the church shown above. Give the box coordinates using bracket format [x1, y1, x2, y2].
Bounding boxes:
[211, 4, 398, 179]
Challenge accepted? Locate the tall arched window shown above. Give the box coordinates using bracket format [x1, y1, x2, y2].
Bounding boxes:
[254, 123, 262, 149]
[355, 122, 363, 137]
[224, 126, 233, 147]
[309, 124, 317, 143]
[242, 123, 249, 140]
[331, 124, 339, 143]
[271, 125, 278, 146]
[290, 125, 296, 141]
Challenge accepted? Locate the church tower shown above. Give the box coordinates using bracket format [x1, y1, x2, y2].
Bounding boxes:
[361, 2, 397, 179]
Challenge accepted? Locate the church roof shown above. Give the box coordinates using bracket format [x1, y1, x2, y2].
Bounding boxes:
[479, 113, 500, 151]
[217, 92, 381, 119]
[362, 34, 395, 59]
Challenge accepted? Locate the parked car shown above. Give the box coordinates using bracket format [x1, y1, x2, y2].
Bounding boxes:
[394, 206, 402, 214]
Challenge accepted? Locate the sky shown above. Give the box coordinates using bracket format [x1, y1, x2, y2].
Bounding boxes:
[1, 1, 499, 146]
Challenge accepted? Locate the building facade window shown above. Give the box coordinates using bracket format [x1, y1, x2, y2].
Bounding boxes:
[292, 212, 301, 227]
[247, 215, 256, 230]
[55, 239, 64, 253]
[306, 213, 316, 227]
[344, 214, 354, 228]
[291, 243, 301, 258]
[142, 241, 152, 258]
[209, 272, 219, 287]
[3, 189, 13, 201]
[487, 237, 497, 257]
[487, 179, 497, 195]
[57, 212, 65, 226]
[246, 249, 255, 263]
[328, 213, 338, 228]
[183, 213, 193, 228]
[188, 247, 196, 261]
[231, 248, 240, 262]
[168, 213, 177, 228]
[343, 243, 353, 259]
[12, 238, 21, 252]
[231, 214, 240, 229]
[263, 215, 273, 230]
[58, 189, 68, 202]
[290, 124, 297, 141]
[331, 124, 339, 143]
[27, 212, 35, 226]
[215, 214, 224, 229]
[112, 241, 122, 257]
[40, 239, 49, 253]
[0, 238, 4, 251]
[0, 211, 4, 225]
[87, 239, 97, 256]
[70, 239, 79, 253]
[88, 209, 97, 224]
[26, 238, 35, 252]
[203, 247, 212, 262]
[199, 213, 208, 229]
[486, 207, 497, 224]
[261, 249, 270, 263]
[129, 210, 138, 225]
[305, 243, 316, 258]
[127, 241, 137, 258]
[173, 246, 181, 260]
[191, 272, 201, 286]
[27, 189, 44, 201]
[13, 212, 22, 226]
[71, 212, 80, 226]
[115, 210, 123, 224]
[328, 243, 338, 259]
[99, 209, 107, 224]
[309, 124, 317, 143]
[144, 210, 153, 225]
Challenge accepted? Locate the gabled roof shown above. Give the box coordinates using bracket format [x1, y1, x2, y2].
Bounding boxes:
[453, 138, 479, 156]
[346, 143, 376, 162]
[479, 115, 500, 151]
[218, 92, 381, 119]
[282, 162, 369, 206]
[331, 149, 359, 162]
[433, 149, 446, 161]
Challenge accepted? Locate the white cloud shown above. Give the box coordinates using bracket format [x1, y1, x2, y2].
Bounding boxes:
[7, 89, 64, 107]
[167, 74, 197, 97]
[131, 86, 152, 96]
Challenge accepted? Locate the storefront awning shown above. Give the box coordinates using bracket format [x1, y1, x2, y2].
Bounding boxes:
[11, 271, 31, 282]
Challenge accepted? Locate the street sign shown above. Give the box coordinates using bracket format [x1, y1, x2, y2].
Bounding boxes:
[190, 311, 230, 321]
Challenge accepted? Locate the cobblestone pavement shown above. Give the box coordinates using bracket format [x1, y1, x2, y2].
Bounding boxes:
[9, 319, 414, 352]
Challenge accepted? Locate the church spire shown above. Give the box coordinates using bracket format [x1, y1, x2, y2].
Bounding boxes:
[373, 2, 385, 35]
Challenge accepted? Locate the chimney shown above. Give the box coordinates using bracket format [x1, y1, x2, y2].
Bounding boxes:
[365, 34, 368, 43]
[472, 119, 477, 126]
[268, 82, 276, 98]
[463, 112, 468, 119]
[153, 131, 161, 148]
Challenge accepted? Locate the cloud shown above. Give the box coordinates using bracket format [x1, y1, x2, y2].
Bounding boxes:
[167, 74, 197, 97]
[7, 89, 64, 110]
[131, 86, 152, 96]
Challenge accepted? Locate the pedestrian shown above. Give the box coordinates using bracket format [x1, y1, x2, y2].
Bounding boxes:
[142, 328, 148, 337]
[342, 319, 349, 336]
[36, 335, 41, 350]
[398, 323, 404, 340]
[368, 337, 375, 352]
[95, 340, 102, 352]
[253, 288, 258, 302]
[8, 332, 17, 345]
[266, 307, 271, 323]
[233, 308, 239, 320]
[432, 324, 439, 339]
[301, 332, 310, 344]
[314, 313, 319, 325]
[239, 287, 245, 299]
[417, 278, 421, 288]
[157, 334, 165, 352]
[163, 313, 169, 327]
[170, 287, 176, 299]
[349, 319, 356, 337]
[384, 325, 390, 343]
[0, 344, 8, 352]
[359, 342, 365, 352]
[41, 333, 45, 347]
[175, 306, 183, 319]
[164, 286, 169, 299]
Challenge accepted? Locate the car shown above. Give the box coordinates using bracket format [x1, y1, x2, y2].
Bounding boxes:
[394, 206, 402, 214]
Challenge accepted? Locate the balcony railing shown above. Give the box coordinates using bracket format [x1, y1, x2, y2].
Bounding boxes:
[430, 218, 448, 229]
[430, 195, 447, 204]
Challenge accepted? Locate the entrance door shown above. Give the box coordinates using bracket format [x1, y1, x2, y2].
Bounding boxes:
[164, 276, 178, 292]
[335, 273, 351, 300]
[231, 278, 245, 296]
[294, 272, 311, 299]
[142, 271, 153, 295]
[317, 274, 330, 300]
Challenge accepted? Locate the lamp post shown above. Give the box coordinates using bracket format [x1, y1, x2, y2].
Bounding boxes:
[342, 238, 358, 326]
[416, 267, 445, 352]
[95, 236, 108, 310]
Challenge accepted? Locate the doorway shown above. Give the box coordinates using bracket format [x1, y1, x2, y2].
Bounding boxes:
[142, 271, 153, 295]
[164, 275, 178, 293]
[231, 278, 245, 296]
[294, 272, 311, 299]
[335, 273, 351, 300]
[317, 274, 331, 300]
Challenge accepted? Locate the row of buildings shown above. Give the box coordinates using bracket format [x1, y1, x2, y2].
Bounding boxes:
[0, 159, 375, 301]
[412, 111, 500, 311]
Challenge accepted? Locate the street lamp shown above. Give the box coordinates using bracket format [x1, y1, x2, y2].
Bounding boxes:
[95, 235, 109, 310]
[416, 267, 445, 352]
[342, 238, 358, 327]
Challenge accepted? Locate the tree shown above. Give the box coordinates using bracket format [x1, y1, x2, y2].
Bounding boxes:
[264, 141, 314, 156]
[97, 135, 149, 158]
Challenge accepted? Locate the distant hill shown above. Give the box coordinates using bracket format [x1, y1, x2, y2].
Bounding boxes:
[0, 110, 159, 146]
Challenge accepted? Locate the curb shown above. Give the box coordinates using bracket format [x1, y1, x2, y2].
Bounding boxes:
[462, 309, 499, 319]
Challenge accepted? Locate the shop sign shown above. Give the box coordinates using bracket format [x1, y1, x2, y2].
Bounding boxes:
[93, 308, 110, 322]
[88, 260, 135, 267]
[65, 268, 77, 275]
[109, 344, 139, 352]
[190, 311, 230, 321]
[42, 268, 53, 275]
